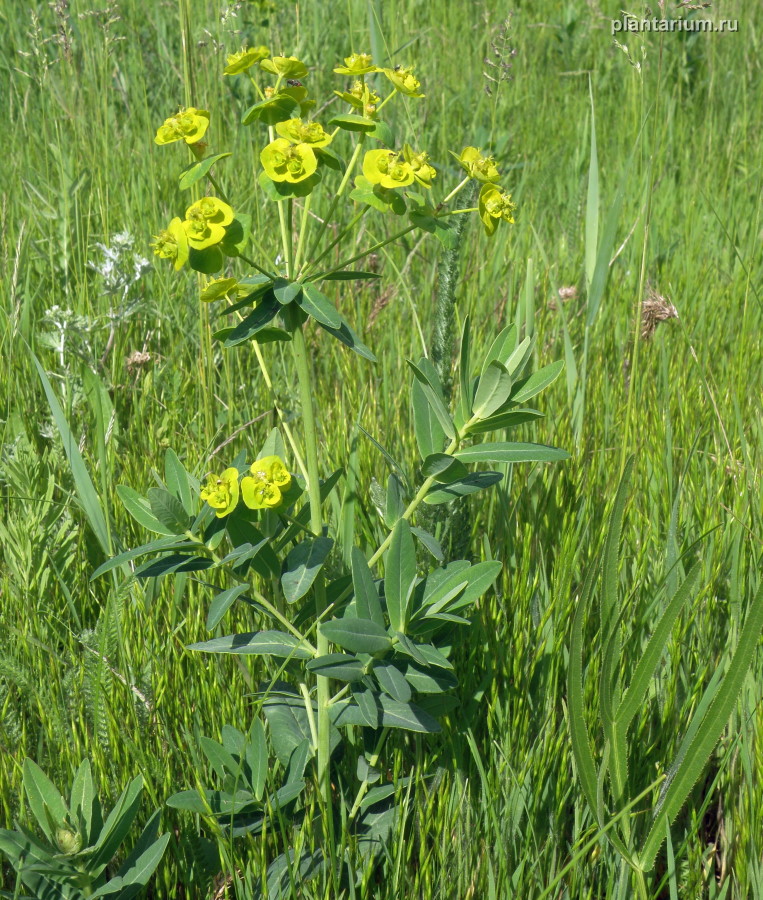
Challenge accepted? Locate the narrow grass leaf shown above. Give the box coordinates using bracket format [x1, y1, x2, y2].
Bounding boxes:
[639, 577, 763, 871]
[615, 562, 702, 732]
[32, 354, 111, 555]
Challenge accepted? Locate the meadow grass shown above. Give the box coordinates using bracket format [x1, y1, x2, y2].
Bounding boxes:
[1, 0, 761, 896]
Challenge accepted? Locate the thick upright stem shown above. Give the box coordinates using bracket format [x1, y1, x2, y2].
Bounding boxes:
[286, 307, 332, 819]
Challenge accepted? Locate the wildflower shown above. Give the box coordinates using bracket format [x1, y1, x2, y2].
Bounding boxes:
[151, 217, 189, 270]
[186, 197, 234, 227]
[182, 197, 234, 250]
[275, 117, 332, 148]
[403, 144, 436, 188]
[456, 146, 500, 183]
[201, 468, 240, 517]
[261, 138, 317, 183]
[155, 107, 209, 145]
[260, 56, 308, 79]
[241, 455, 291, 509]
[478, 183, 516, 236]
[382, 65, 424, 97]
[334, 80, 380, 113]
[362, 149, 415, 189]
[223, 45, 270, 75]
[334, 53, 378, 75]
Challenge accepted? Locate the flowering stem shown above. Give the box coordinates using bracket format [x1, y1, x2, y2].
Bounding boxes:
[323, 223, 418, 276]
[205, 171, 230, 206]
[439, 176, 470, 208]
[301, 207, 369, 277]
[183, 531, 316, 651]
[293, 194, 312, 273]
[368, 419, 476, 567]
[284, 304, 332, 825]
[298, 135, 366, 279]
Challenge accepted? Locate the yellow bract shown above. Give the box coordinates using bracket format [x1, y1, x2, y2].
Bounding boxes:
[275, 118, 332, 148]
[334, 53, 378, 75]
[155, 107, 210, 145]
[334, 80, 380, 114]
[224, 45, 270, 75]
[260, 56, 308, 79]
[241, 456, 292, 510]
[404, 144, 436, 188]
[201, 468, 240, 518]
[457, 147, 500, 183]
[362, 149, 415, 189]
[382, 65, 424, 98]
[478, 184, 516, 237]
[261, 139, 318, 183]
[182, 197, 234, 250]
[151, 217, 189, 270]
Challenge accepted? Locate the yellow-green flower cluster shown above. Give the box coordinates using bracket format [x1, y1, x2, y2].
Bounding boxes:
[261, 118, 332, 183]
[201, 468, 240, 518]
[241, 456, 292, 509]
[155, 107, 210, 145]
[478, 184, 516, 237]
[456, 147, 500, 183]
[334, 80, 380, 116]
[151, 197, 234, 268]
[382, 65, 424, 98]
[334, 53, 378, 76]
[200, 456, 292, 517]
[363, 145, 435, 190]
[224, 45, 270, 75]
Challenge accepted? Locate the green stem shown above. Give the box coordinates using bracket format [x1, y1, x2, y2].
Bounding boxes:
[205, 171, 230, 205]
[301, 207, 369, 277]
[183, 531, 316, 651]
[298, 135, 366, 278]
[293, 194, 312, 273]
[324, 223, 418, 277]
[347, 726, 391, 820]
[368, 425, 469, 567]
[285, 305, 332, 822]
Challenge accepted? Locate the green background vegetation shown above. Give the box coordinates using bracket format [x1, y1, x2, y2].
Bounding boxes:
[1, 0, 761, 896]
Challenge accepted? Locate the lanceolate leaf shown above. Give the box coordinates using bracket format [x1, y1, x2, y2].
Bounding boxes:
[472, 360, 512, 420]
[223, 296, 280, 347]
[424, 472, 503, 505]
[407, 359, 455, 439]
[385, 519, 417, 633]
[188, 631, 313, 659]
[320, 618, 392, 654]
[297, 283, 342, 328]
[351, 547, 385, 627]
[455, 442, 569, 465]
[509, 359, 564, 404]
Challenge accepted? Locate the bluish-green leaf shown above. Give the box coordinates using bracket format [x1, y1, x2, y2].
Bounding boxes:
[455, 442, 569, 465]
[306, 653, 365, 682]
[320, 618, 392, 654]
[424, 472, 503, 505]
[188, 631, 313, 659]
[281, 537, 334, 603]
[178, 152, 232, 190]
[206, 583, 250, 631]
[385, 519, 417, 633]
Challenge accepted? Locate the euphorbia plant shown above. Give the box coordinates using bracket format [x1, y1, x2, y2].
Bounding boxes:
[97, 46, 567, 890]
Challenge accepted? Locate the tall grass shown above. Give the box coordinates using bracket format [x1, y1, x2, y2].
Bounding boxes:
[1, 0, 761, 896]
